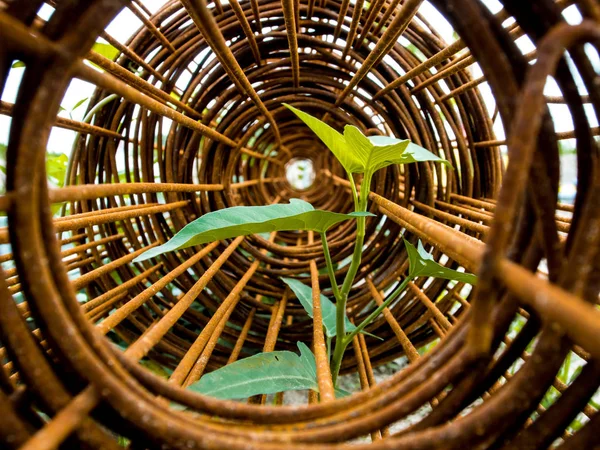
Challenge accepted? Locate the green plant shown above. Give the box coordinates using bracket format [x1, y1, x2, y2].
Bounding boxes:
[0, 148, 67, 188]
[0, 145, 68, 215]
[135, 105, 475, 400]
[188, 342, 349, 399]
[282, 104, 454, 383]
[59, 97, 89, 120]
[12, 42, 119, 71]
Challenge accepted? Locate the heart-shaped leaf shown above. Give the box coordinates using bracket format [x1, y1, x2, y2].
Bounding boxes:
[281, 277, 381, 340]
[284, 104, 452, 177]
[187, 342, 349, 399]
[363, 136, 452, 174]
[404, 239, 477, 285]
[283, 103, 363, 173]
[134, 200, 373, 262]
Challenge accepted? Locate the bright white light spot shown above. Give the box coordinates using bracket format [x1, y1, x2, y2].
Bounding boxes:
[285, 158, 315, 190]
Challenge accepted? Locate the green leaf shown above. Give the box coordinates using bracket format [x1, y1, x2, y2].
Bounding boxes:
[92, 42, 120, 61]
[46, 153, 69, 188]
[134, 200, 373, 262]
[297, 341, 317, 378]
[404, 239, 477, 285]
[541, 386, 559, 409]
[283, 103, 363, 173]
[187, 342, 319, 399]
[284, 104, 452, 177]
[71, 97, 89, 112]
[349, 129, 452, 177]
[51, 202, 65, 217]
[369, 138, 451, 171]
[568, 418, 584, 433]
[11, 61, 25, 68]
[187, 342, 350, 399]
[335, 386, 352, 397]
[282, 277, 339, 338]
[260, 296, 276, 305]
[281, 277, 380, 340]
[418, 339, 439, 355]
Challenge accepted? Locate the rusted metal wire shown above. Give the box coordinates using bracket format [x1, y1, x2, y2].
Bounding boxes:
[0, 0, 598, 449]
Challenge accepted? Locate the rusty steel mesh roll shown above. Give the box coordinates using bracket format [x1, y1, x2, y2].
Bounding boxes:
[0, 0, 599, 448]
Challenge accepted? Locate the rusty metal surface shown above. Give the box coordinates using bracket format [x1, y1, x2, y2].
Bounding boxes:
[0, 0, 598, 448]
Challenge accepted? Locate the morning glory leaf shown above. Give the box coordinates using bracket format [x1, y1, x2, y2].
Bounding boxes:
[357, 134, 452, 176]
[187, 342, 349, 399]
[282, 277, 341, 338]
[281, 277, 381, 340]
[342, 125, 373, 169]
[285, 104, 451, 177]
[187, 342, 318, 399]
[404, 239, 477, 285]
[134, 200, 373, 262]
[283, 103, 364, 173]
[343, 125, 449, 175]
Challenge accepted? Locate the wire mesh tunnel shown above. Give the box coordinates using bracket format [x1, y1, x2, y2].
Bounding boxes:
[0, 0, 599, 448]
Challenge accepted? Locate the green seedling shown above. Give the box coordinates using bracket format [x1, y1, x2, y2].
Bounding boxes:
[284, 104, 455, 382]
[59, 97, 89, 120]
[134, 105, 473, 400]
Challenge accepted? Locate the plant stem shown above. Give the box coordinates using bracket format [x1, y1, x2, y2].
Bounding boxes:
[339, 173, 371, 299]
[330, 276, 412, 383]
[330, 335, 345, 385]
[330, 215, 365, 385]
[339, 216, 366, 297]
[330, 173, 372, 385]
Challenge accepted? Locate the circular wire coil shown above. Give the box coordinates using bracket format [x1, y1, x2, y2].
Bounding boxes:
[0, 0, 599, 449]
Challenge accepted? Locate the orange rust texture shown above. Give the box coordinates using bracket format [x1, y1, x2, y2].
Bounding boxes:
[0, 1, 598, 449]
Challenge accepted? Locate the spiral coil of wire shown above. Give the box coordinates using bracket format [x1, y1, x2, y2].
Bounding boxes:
[0, 0, 599, 448]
